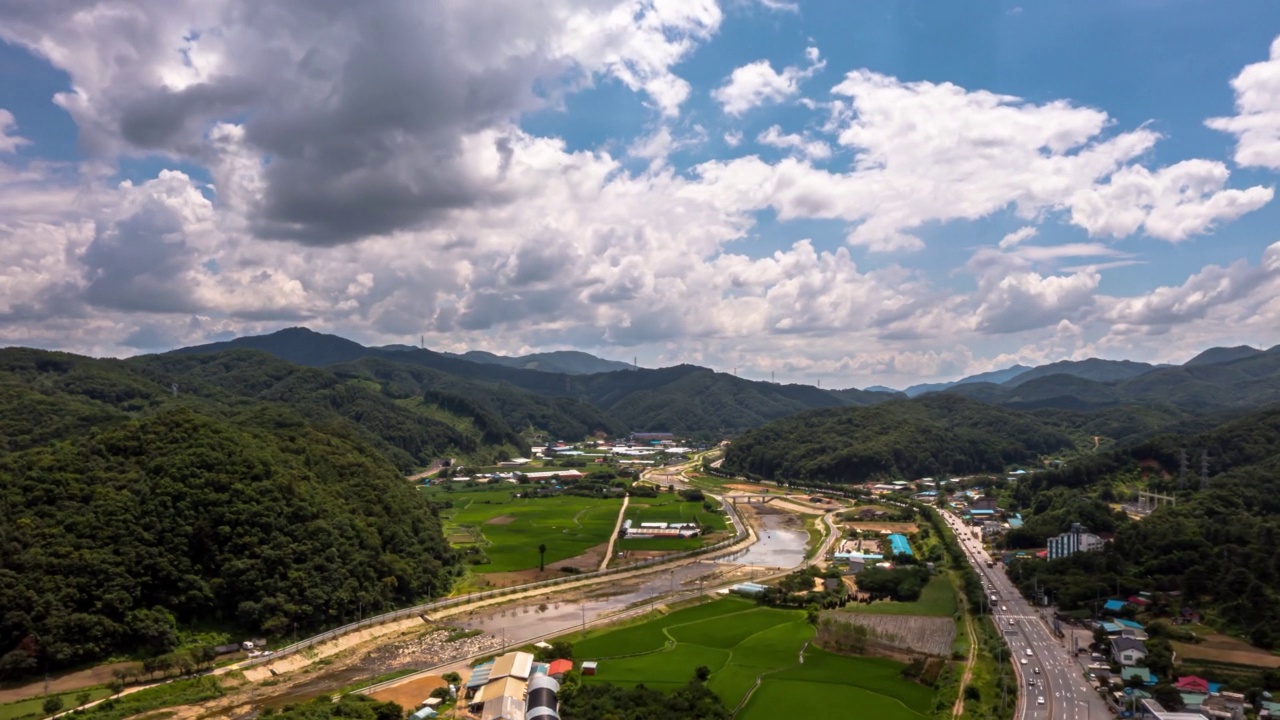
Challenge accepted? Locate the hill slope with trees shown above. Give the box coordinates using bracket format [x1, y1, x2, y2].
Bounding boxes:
[1003, 402, 1280, 648]
[0, 349, 459, 678]
[171, 328, 901, 436]
[720, 394, 1073, 483]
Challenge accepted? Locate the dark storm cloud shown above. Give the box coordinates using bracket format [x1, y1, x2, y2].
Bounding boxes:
[1, 0, 589, 246]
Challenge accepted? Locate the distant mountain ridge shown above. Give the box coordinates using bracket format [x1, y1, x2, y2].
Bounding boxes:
[903, 365, 1031, 397]
[1002, 358, 1157, 387]
[445, 349, 635, 375]
[167, 329, 1280, 436]
[169, 328, 901, 436]
[1183, 345, 1264, 367]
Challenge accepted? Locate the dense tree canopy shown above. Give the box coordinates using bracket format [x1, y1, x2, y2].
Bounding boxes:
[1006, 403, 1280, 646]
[0, 349, 459, 678]
[560, 678, 729, 720]
[722, 395, 1072, 483]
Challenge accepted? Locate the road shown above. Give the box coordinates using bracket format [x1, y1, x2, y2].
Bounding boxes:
[940, 510, 1111, 720]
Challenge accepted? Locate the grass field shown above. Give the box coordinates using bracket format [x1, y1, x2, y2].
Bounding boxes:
[572, 597, 935, 718]
[844, 574, 958, 617]
[422, 484, 622, 572]
[0, 688, 112, 720]
[625, 497, 728, 529]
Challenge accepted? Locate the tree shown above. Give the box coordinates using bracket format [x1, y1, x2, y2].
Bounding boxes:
[75, 692, 90, 708]
[42, 696, 64, 715]
[442, 671, 462, 685]
[1151, 683, 1185, 711]
[806, 604, 821, 626]
[538, 543, 548, 572]
[695, 665, 711, 682]
[964, 684, 981, 701]
[106, 679, 124, 698]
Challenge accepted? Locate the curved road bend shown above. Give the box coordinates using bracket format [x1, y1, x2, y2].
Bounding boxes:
[940, 511, 1111, 720]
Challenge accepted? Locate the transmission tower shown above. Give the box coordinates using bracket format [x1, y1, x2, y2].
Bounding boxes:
[1177, 448, 1188, 489]
[171, 383, 179, 398]
[1200, 450, 1210, 490]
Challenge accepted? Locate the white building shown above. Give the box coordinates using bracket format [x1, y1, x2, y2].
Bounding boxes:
[1047, 523, 1105, 560]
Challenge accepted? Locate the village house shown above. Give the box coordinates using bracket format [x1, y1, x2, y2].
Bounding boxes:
[1111, 636, 1148, 666]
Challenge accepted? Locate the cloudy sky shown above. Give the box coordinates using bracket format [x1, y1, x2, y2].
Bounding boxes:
[2, 0, 1280, 389]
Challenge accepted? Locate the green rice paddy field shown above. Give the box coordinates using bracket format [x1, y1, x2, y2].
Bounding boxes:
[572, 597, 934, 719]
[421, 484, 621, 572]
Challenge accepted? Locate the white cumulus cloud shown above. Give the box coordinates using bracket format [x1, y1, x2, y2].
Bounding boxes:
[1207, 36, 1280, 169]
[712, 48, 825, 115]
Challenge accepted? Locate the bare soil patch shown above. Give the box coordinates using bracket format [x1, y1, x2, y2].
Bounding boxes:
[1173, 636, 1280, 668]
[726, 483, 771, 493]
[768, 499, 828, 515]
[845, 522, 919, 534]
[485, 515, 517, 525]
[369, 675, 446, 709]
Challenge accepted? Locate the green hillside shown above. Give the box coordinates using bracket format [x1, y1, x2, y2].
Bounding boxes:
[171, 328, 900, 436]
[0, 349, 459, 678]
[938, 348, 1280, 416]
[329, 357, 623, 442]
[721, 394, 1073, 483]
[1006, 402, 1280, 646]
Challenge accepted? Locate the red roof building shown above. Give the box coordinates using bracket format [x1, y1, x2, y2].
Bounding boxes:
[547, 659, 573, 677]
[1175, 676, 1210, 693]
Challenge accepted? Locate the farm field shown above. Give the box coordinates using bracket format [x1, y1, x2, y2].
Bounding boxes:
[1171, 635, 1280, 668]
[844, 574, 958, 617]
[421, 484, 621, 572]
[820, 611, 957, 657]
[571, 597, 936, 718]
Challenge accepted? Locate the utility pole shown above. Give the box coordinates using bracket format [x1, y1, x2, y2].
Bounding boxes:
[1178, 449, 1188, 489]
[171, 383, 179, 397]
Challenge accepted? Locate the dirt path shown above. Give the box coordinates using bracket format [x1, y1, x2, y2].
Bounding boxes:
[952, 607, 979, 719]
[406, 459, 450, 482]
[599, 495, 630, 571]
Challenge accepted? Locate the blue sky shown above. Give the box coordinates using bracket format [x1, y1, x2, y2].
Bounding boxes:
[1, 0, 1279, 387]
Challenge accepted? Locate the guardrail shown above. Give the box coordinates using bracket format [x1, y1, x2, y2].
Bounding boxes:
[242, 492, 749, 668]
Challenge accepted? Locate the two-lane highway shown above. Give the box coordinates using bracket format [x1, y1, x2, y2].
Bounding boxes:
[940, 510, 1111, 720]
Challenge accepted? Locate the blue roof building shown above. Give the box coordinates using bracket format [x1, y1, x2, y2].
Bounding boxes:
[1007, 517, 1024, 528]
[1116, 618, 1144, 630]
[1100, 621, 1123, 634]
[1103, 599, 1128, 613]
[969, 509, 996, 516]
[887, 534, 913, 556]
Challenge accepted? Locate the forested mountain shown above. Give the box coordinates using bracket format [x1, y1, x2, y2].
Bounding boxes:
[1002, 358, 1158, 387]
[128, 351, 528, 468]
[171, 328, 900, 436]
[720, 394, 1073, 483]
[931, 348, 1280, 418]
[902, 365, 1031, 397]
[329, 357, 623, 441]
[1183, 345, 1264, 366]
[0, 349, 458, 677]
[443, 349, 635, 375]
[1003, 402, 1280, 647]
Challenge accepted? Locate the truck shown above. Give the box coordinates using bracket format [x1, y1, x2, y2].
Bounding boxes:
[986, 560, 995, 568]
